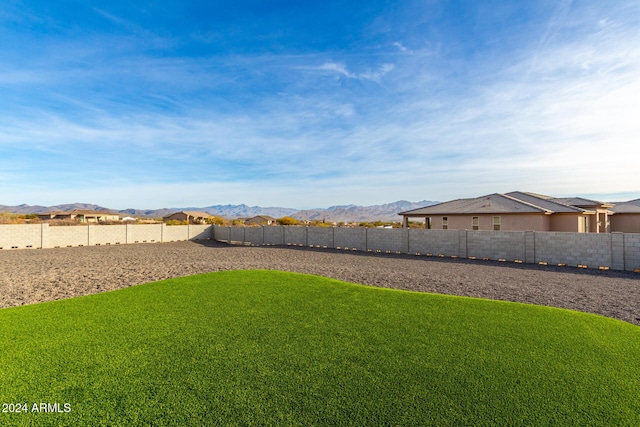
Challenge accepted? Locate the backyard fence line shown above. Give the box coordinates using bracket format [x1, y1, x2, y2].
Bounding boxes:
[0, 223, 213, 249]
[2, 223, 639, 272]
[212, 225, 640, 273]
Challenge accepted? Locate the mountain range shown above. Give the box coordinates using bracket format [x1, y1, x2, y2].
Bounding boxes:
[1, 200, 436, 222]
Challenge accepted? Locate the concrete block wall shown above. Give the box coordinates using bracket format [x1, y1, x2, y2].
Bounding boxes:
[534, 232, 612, 268]
[467, 231, 526, 261]
[284, 227, 307, 246]
[3, 223, 636, 272]
[213, 225, 231, 242]
[90, 225, 127, 245]
[189, 224, 213, 240]
[408, 229, 461, 256]
[211, 226, 640, 272]
[333, 228, 366, 250]
[610, 233, 625, 271]
[264, 226, 285, 245]
[127, 224, 163, 243]
[163, 224, 190, 242]
[307, 227, 334, 248]
[624, 234, 640, 271]
[49, 225, 90, 247]
[367, 228, 408, 253]
[524, 231, 535, 264]
[458, 230, 468, 258]
[0, 224, 212, 250]
[244, 227, 264, 245]
[228, 227, 246, 244]
[0, 224, 43, 249]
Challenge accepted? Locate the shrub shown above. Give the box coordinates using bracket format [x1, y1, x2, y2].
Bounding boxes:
[277, 216, 299, 226]
[205, 216, 227, 225]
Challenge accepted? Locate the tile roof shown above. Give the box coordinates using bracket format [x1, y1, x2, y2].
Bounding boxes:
[399, 192, 587, 216]
[505, 192, 587, 213]
[610, 199, 640, 213]
[550, 197, 613, 208]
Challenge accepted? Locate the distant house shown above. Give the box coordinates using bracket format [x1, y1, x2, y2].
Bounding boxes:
[162, 211, 213, 224]
[399, 192, 615, 233]
[244, 215, 277, 226]
[610, 199, 640, 233]
[37, 210, 120, 223]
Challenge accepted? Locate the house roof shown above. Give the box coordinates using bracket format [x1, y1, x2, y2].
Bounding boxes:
[164, 211, 212, 218]
[505, 192, 588, 213]
[181, 211, 213, 218]
[610, 199, 640, 213]
[70, 209, 120, 215]
[399, 192, 588, 216]
[549, 197, 614, 209]
[247, 215, 276, 221]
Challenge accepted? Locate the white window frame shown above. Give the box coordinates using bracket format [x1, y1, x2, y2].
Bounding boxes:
[472, 216, 479, 231]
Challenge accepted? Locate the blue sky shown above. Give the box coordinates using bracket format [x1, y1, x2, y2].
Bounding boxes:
[1, 0, 638, 209]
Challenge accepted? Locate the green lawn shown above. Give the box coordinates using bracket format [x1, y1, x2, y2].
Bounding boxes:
[1, 270, 639, 426]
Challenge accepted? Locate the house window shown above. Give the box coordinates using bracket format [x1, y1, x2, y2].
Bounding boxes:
[472, 217, 479, 230]
[493, 216, 501, 231]
[442, 216, 448, 230]
[426, 217, 432, 230]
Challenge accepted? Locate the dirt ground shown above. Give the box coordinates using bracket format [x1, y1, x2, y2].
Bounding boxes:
[1, 240, 639, 326]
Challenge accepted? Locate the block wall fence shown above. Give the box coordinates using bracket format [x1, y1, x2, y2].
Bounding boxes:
[212, 225, 640, 272]
[1, 224, 639, 272]
[0, 223, 212, 249]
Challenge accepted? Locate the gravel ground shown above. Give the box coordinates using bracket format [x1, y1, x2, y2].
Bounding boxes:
[1, 240, 639, 326]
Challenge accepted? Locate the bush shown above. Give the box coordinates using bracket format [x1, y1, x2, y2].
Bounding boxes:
[205, 216, 227, 225]
[277, 216, 299, 226]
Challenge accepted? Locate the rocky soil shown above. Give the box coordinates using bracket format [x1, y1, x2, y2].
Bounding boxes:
[1, 240, 639, 326]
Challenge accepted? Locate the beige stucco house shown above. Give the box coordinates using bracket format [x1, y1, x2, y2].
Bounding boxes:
[37, 210, 120, 223]
[610, 199, 640, 233]
[399, 192, 615, 233]
[163, 211, 213, 224]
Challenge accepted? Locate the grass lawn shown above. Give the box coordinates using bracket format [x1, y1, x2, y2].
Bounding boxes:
[1, 270, 639, 426]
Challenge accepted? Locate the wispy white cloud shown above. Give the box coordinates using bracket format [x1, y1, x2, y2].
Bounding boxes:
[392, 41, 407, 52]
[314, 61, 395, 82]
